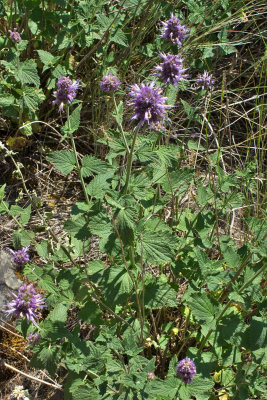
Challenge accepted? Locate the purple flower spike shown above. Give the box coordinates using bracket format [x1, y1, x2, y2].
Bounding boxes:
[154, 53, 189, 86]
[8, 28, 22, 43]
[27, 332, 41, 344]
[160, 13, 189, 46]
[7, 246, 30, 266]
[4, 283, 46, 323]
[52, 76, 81, 112]
[196, 71, 215, 90]
[176, 358, 196, 383]
[100, 73, 121, 93]
[128, 82, 170, 131]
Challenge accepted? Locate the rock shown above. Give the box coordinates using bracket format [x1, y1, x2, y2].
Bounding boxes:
[0, 250, 22, 322]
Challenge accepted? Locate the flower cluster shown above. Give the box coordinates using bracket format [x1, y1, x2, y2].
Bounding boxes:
[154, 53, 189, 86]
[27, 332, 41, 344]
[196, 70, 215, 90]
[4, 283, 46, 322]
[8, 28, 22, 43]
[160, 13, 189, 46]
[100, 73, 121, 93]
[52, 76, 81, 112]
[9, 386, 30, 400]
[128, 82, 169, 130]
[176, 358, 196, 383]
[7, 246, 30, 266]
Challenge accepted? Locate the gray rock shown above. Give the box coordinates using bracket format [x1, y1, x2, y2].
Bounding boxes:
[0, 249, 22, 322]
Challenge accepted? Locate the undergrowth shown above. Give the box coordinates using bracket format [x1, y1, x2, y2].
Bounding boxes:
[0, 0, 266, 399]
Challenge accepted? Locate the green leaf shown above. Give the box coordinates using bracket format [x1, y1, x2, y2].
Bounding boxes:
[86, 171, 113, 199]
[12, 229, 34, 248]
[37, 49, 54, 65]
[72, 386, 101, 400]
[111, 29, 128, 47]
[49, 303, 68, 323]
[136, 230, 177, 264]
[112, 100, 124, 125]
[166, 85, 179, 105]
[61, 104, 82, 136]
[144, 275, 177, 309]
[9, 204, 31, 225]
[38, 275, 58, 294]
[160, 168, 194, 195]
[17, 59, 40, 87]
[64, 216, 90, 240]
[78, 299, 104, 326]
[20, 86, 44, 112]
[30, 346, 60, 376]
[0, 0, 6, 16]
[187, 292, 219, 323]
[47, 150, 76, 174]
[249, 316, 267, 351]
[0, 95, 15, 107]
[81, 154, 110, 177]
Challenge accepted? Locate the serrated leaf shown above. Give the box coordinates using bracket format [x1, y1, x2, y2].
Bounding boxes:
[78, 299, 104, 325]
[47, 150, 76, 174]
[0, 94, 15, 107]
[9, 204, 31, 225]
[37, 49, 55, 65]
[30, 346, 59, 376]
[61, 104, 81, 135]
[136, 230, 177, 264]
[144, 275, 177, 309]
[64, 216, 90, 240]
[17, 59, 40, 87]
[187, 292, 219, 323]
[86, 171, 113, 199]
[49, 303, 68, 322]
[38, 275, 58, 294]
[111, 29, 128, 47]
[20, 86, 43, 111]
[81, 154, 110, 177]
[72, 385, 101, 400]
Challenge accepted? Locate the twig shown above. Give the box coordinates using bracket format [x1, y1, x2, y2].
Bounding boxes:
[2, 360, 62, 390]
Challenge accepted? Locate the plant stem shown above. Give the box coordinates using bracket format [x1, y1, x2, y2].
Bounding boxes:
[113, 94, 130, 155]
[67, 106, 90, 205]
[123, 126, 139, 194]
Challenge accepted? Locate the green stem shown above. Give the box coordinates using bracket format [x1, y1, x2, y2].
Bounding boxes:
[67, 106, 90, 205]
[199, 262, 266, 352]
[123, 126, 139, 194]
[112, 94, 130, 155]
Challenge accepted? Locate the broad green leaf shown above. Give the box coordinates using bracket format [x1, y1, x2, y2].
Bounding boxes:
[49, 303, 68, 322]
[72, 385, 101, 400]
[12, 229, 34, 248]
[31, 346, 60, 376]
[111, 29, 128, 47]
[46, 150, 76, 174]
[187, 292, 219, 323]
[0, 95, 15, 107]
[19, 86, 44, 112]
[86, 171, 113, 199]
[81, 154, 110, 177]
[144, 275, 177, 309]
[17, 59, 40, 87]
[61, 104, 82, 135]
[136, 230, 177, 264]
[64, 216, 90, 240]
[37, 49, 54, 65]
[10, 204, 31, 225]
[160, 168, 194, 195]
[78, 299, 104, 326]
